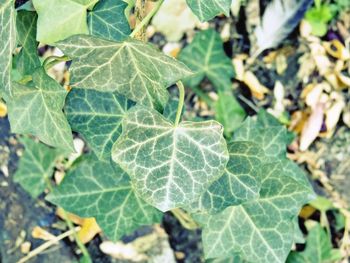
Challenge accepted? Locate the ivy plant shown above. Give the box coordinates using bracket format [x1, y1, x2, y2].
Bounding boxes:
[2, 0, 315, 262]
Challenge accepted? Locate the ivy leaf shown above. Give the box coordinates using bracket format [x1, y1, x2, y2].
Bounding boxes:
[88, 0, 130, 41]
[202, 161, 315, 262]
[16, 11, 40, 76]
[179, 29, 234, 91]
[14, 137, 64, 198]
[47, 154, 162, 241]
[190, 141, 266, 214]
[233, 112, 289, 160]
[215, 91, 245, 137]
[287, 224, 342, 263]
[112, 106, 229, 212]
[32, 0, 99, 44]
[186, 0, 231, 22]
[0, 0, 16, 99]
[163, 98, 184, 123]
[57, 35, 192, 110]
[7, 68, 74, 152]
[65, 87, 134, 161]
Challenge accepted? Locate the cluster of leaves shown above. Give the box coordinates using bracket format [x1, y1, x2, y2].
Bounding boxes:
[1, 0, 316, 262]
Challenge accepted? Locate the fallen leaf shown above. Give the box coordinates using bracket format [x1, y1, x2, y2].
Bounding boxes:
[100, 241, 148, 261]
[324, 94, 345, 135]
[300, 103, 325, 151]
[31, 226, 56, 241]
[243, 71, 270, 100]
[289, 110, 309, 134]
[77, 218, 101, 244]
[20, 241, 31, 254]
[56, 207, 84, 225]
[0, 101, 7, 117]
[323, 39, 350, 60]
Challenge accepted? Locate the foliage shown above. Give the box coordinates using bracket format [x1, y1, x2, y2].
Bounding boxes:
[3, 0, 317, 262]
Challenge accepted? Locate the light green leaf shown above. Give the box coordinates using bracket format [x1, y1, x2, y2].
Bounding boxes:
[202, 161, 315, 262]
[88, 0, 130, 41]
[57, 35, 192, 110]
[215, 91, 245, 137]
[112, 106, 229, 212]
[16, 11, 40, 76]
[179, 29, 234, 90]
[191, 141, 265, 214]
[65, 88, 134, 161]
[14, 137, 64, 198]
[47, 154, 162, 241]
[186, 0, 231, 22]
[287, 224, 342, 263]
[0, 0, 16, 100]
[32, 0, 99, 44]
[7, 68, 74, 151]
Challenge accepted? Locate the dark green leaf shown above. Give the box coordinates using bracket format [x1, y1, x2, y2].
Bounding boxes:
[186, 0, 231, 22]
[47, 154, 162, 241]
[88, 0, 130, 41]
[65, 88, 134, 161]
[14, 137, 64, 198]
[179, 29, 234, 90]
[16, 11, 40, 76]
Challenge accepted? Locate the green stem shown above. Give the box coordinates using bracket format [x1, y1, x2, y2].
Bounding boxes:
[130, 0, 164, 38]
[43, 55, 71, 71]
[175, 81, 185, 126]
[44, 177, 92, 263]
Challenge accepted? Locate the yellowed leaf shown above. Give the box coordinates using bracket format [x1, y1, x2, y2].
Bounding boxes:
[77, 218, 101, 244]
[323, 39, 350, 60]
[243, 71, 269, 100]
[31, 226, 56, 241]
[0, 101, 7, 117]
[56, 207, 84, 225]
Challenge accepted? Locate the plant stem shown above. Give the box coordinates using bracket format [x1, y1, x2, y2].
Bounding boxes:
[130, 0, 164, 39]
[175, 81, 185, 126]
[44, 177, 92, 263]
[171, 208, 198, 230]
[17, 226, 81, 263]
[43, 55, 71, 71]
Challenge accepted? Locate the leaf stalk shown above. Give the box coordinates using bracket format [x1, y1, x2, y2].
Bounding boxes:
[175, 81, 185, 126]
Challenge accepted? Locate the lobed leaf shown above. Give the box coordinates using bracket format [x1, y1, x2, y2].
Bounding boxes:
[57, 35, 192, 110]
[0, 0, 16, 100]
[112, 106, 229, 212]
[47, 154, 162, 241]
[7, 68, 74, 152]
[16, 10, 40, 76]
[65, 87, 134, 161]
[88, 0, 130, 41]
[186, 0, 231, 22]
[202, 161, 315, 262]
[14, 137, 65, 198]
[179, 29, 234, 91]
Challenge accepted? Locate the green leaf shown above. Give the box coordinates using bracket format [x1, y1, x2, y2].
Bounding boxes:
[7, 68, 74, 151]
[190, 141, 266, 214]
[88, 0, 130, 41]
[163, 98, 184, 123]
[14, 137, 64, 198]
[47, 154, 162, 241]
[287, 224, 342, 263]
[32, 0, 99, 44]
[112, 106, 229, 212]
[179, 29, 234, 90]
[0, 0, 16, 99]
[202, 161, 315, 262]
[57, 35, 192, 110]
[186, 0, 231, 22]
[233, 114, 288, 161]
[16, 11, 40, 76]
[65, 87, 134, 161]
[215, 91, 245, 137]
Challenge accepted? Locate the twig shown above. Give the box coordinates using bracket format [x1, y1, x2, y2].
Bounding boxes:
[17, 227, 81, 263]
